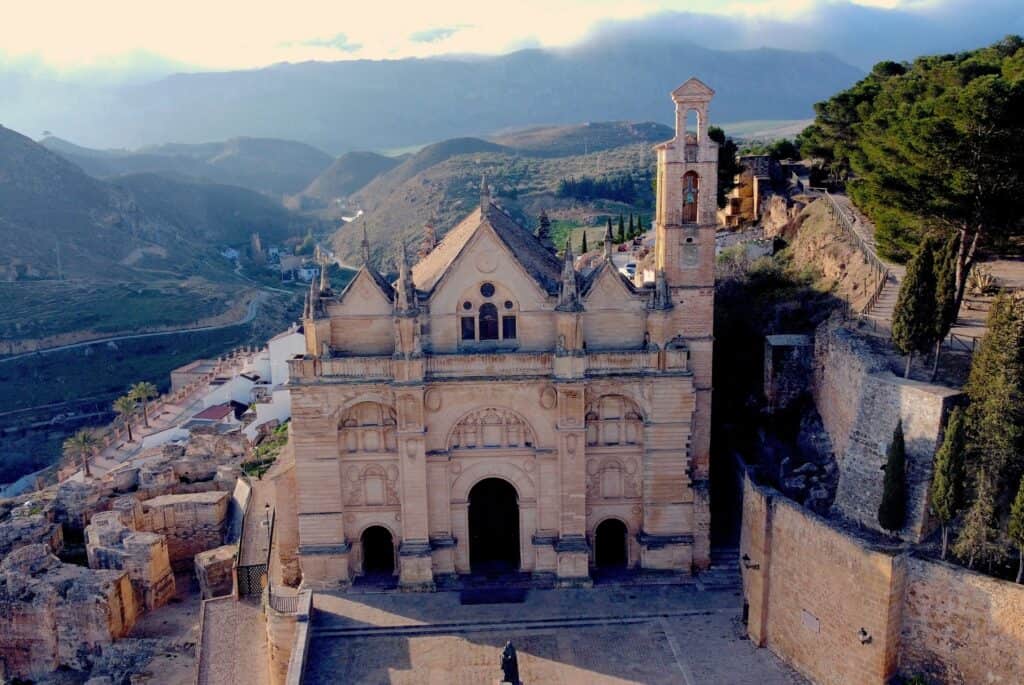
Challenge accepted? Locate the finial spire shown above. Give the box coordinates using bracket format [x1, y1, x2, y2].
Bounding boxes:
[360, 223, 371, 265]
[604, 218, 614, 260]
[556, 238, 582, 312]
[318, 250, 330, 294]
[394, 240, 418, 316]
[480, 173, 490, 209]
[651, 268, 673, 310]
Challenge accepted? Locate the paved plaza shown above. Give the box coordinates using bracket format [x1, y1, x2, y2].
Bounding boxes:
[303, 578, 807, 684]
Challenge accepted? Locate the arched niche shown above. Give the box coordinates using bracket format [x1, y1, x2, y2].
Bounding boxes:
[585, 395, 644, 447]
[447, 407, 536, 451]
[339, 401, 397, 455]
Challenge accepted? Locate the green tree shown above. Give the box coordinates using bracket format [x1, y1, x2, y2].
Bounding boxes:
[931, 234, 961, 380]
[617, 214, 626, 243]
[636, 215, 644, 236]
[930, 407, 966, 558]
[628, 214, 635, 238]
[296, 230, 315, 255]
[954, 469, 1002, 569]
[581, 230, 589, 253]
[63, 428, 99, 479]
[708, 126, 742, 208]
[878, 420, 907, 534]
[800, 37, 1024, 298]
[113, 395, 137, 443]
[891, 243, 937, 377]
[1009, 476, 1024, 583]
[130, 381, 159, 428]
[962, 294, 1024, 541]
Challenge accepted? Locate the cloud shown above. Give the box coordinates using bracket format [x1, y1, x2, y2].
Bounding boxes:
[298, 32, 363, 53]
[409, 25, 471, 44]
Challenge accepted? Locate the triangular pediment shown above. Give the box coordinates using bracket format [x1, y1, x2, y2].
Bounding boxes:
[330, 267, 394, 316]
[582, 261, 640, 309]
[672, 77, 714, 99]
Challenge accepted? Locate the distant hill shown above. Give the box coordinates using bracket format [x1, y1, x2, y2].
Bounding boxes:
[1, 124, 308, 282]
[39, 135, 333, 196]
[297, 151, 403, 209]
[333, 122, 660, 267]
[3, 42, 863, 152]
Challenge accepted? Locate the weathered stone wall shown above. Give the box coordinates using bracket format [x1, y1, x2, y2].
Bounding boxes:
[741, 473, 904, 685]
[0, 512, 63, 557]
[195, 545, 236, 599]
[813, 322, 962, 541]
[900, 556, 1024, 684]
[742, 475, 1024, 685]
[0, 544, 138, 679]
[139, 491, 230, 570]
[763, 334, 812, 412]
[86, 511, 176, 611]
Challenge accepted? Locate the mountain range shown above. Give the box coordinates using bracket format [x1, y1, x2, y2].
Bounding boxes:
[2, 41, 862, 153]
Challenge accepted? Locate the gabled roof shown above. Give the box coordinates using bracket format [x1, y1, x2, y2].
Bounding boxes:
[411, 200, 563, 296]
[335, 264, 395, 304]
[580, 259, 638, 299]
[672, 77, 714, 99]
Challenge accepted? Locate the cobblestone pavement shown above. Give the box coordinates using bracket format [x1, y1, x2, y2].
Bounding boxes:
[197, 596, 269, 685]
[304, 582, 807, 684]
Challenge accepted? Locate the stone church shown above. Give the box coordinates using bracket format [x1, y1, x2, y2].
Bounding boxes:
[287, 78, 718, 590]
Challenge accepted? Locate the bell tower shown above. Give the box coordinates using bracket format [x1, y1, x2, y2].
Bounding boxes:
[654, 78, 718, 290]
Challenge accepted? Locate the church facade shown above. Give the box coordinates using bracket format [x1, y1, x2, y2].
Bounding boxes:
[288, 78, 718, 590]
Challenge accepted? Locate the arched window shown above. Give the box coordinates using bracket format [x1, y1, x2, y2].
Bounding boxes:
[682, 171, 699, 223]
[479, 303, 499, 340]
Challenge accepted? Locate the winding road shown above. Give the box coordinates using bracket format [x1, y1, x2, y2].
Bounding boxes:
[0, 293, 265, 365]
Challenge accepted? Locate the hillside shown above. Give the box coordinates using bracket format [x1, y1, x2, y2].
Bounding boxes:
[3, 43, 862, 152]
[0, 124, 313, 345]
[333, 124, 657, 267]
[296, 151, 403, 209]
[40, 135, 333, 196]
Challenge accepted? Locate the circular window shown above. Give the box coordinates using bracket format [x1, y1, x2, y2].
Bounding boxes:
[480, 283, 495, 298]
[504, 300, 514, 310]
[462, 301, 472, 310]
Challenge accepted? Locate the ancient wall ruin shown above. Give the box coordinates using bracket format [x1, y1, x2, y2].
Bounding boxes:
[741, 474, 1024, 685]
[813, 322, 962, 540]
[138, 491, 230, 570]
[86, 511, 176, 611]
[195, 545, 236, 599]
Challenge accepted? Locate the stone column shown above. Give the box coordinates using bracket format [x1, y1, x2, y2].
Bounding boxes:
[394, 384, 434, 590]
[292, 386, 350, 589]
[554, 381, 590, 585]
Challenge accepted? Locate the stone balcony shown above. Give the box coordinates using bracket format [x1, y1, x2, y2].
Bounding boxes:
[288, 347, 689, 383]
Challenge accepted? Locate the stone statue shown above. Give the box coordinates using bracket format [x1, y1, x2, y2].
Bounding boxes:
[500, 641, 521, 685]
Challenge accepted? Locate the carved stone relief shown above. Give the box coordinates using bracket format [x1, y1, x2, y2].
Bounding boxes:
[344, 463, 401, 506]
[448, 408, 535, 450]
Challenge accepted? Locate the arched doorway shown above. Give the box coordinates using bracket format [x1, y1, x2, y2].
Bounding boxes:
[361, 526, 395, 575]
[468, 478, 520, 573]
[594, 519, 628, 569]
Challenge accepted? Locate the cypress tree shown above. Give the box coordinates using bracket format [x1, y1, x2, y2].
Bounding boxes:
[581, 230, 589, 253]
[930, 406, 966, 559]
[891, 242, 937, 378]
[628, 214, 635, 238]
[954, 469, 1001, 569]
[618, 214, 626, 243]
[636, 215, 644, 235]
[878, 420, 907, 535]
[1009, 476, 1024, 583]
[931, 234, 960, 380]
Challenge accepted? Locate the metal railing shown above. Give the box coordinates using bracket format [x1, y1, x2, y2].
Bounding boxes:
[267, 590, 301, 614]
[821, 192, 890, 319]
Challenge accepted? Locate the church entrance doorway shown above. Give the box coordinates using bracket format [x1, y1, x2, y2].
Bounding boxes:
[468, 478, 520, 574]
[594, 518, 628, 569]
[361, 526, 395, 575]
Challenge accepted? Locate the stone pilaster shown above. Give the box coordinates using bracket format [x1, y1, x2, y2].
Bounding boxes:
[554, 382, 590, 585]
[393, 382, 434, 590]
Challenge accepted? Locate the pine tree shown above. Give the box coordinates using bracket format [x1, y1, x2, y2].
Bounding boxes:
[930, 406, 965, 559]
[878, 420, 907, 535]
[1009, 476, 1024, 583]
[931, 234, 960, 380]
[954, 469, 1002, 569]
[581, 230, 589, 253]
[617, 214, 626, 243]
[891, 243, 937, 378]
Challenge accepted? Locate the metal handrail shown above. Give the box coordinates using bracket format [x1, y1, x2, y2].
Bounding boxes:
[821, 192, 890, 318]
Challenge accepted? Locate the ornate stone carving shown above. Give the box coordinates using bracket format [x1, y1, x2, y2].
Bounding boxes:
[585, 395, 644, 447]
[424, 389, 442, 412]
[339, 402, 398, 454]
[448, 408, 536, 450]
[343, 463, 401, 506]
[539, 386, 557, 410]
[586, 457, 641, 500]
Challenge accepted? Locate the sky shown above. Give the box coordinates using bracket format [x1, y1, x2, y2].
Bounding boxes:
[2, 0, 1022, 82]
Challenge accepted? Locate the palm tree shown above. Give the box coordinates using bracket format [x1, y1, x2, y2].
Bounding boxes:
[63, 429, 99, 478]
[113, 395, 137, 442]
[130, 381, 159, 428]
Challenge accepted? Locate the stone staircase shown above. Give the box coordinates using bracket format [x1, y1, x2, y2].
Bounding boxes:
[697, 547, 741, 592]
[863, 270, 902, 334]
